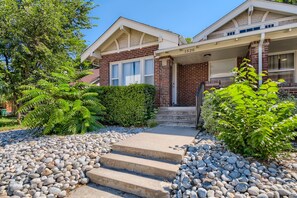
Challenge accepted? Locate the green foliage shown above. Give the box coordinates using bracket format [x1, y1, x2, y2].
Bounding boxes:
[201, 89, 220, 134]
[273, 0, 297, 4]
[0, 0, 95, 116]
[93, 84, 156, 127]
[0, 117, 18, 127]
[201, 59, 297, 159]
[185, 38, 192, 44]
[18, 68, 105, 135]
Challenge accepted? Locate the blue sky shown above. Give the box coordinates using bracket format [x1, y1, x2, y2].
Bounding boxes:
[83, 0, 246, 45]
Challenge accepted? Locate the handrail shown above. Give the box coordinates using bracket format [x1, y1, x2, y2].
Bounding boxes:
[195, 82, 205, 128]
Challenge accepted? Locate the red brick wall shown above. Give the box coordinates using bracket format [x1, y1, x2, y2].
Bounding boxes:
[99, 45, 158, 86]
[248, 40, 270, 81]
[177, 62, 209, 106]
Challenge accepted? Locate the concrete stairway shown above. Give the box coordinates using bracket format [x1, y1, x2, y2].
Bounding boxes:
[86, 127, 198, 198]
[157, 107, 196, 128]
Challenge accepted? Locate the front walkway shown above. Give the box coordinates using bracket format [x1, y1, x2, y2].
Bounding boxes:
[69, 126, 198, 198]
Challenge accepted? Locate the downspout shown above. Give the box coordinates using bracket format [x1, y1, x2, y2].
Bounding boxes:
[258, 33, 265, 86]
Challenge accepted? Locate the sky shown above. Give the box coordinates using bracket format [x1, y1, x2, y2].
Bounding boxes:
[82, 0, 246, 46]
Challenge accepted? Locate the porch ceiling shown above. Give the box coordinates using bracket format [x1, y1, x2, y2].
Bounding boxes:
[269, 37, 297, 53]
[174, 45, 248, 65]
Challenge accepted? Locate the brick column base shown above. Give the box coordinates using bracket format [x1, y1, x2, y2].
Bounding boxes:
[155, 57, 173, 107]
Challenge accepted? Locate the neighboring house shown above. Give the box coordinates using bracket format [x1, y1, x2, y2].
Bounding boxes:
[79, 69, 100, 85]
[81, 0, 297, 107]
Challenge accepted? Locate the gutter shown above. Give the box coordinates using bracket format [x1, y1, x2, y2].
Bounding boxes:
[258, 33, 265, 86]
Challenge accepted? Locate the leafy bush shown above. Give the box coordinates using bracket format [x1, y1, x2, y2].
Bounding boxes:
[93, 84, 156, 127]
[201, 59, 297, 159]
[18, 68, 105, 135]
[201, 89, 220, 134]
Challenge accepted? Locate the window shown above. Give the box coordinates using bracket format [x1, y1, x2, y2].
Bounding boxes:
[111, 64, 119, 86]
[240, 26, 260, 34]
[268, 53, 295, 83]
[110, 57, 154, 86]
[144, 59, 154, 85]
[227, 31, 235, 36]
[122, 61, 140, 85]
[265, 24, 274, 29]
[210, 58, 236, 87]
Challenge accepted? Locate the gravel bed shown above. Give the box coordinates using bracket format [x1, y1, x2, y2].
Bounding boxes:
[0, 127, 144, 198]
[171, 131, 297, 198]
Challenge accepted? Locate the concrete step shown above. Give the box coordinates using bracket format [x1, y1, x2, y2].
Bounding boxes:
[112, 144, 183, 163]
[87, 168, 170, 198]
[156, 115, 196, 122]
[100, 153, 179, 180]
[158, 122, 196, 128]
[159, 107, 195, 111]
[158, 111, 196, 116]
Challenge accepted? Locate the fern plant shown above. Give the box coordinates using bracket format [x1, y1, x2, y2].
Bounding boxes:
[18, 67, 105, 135]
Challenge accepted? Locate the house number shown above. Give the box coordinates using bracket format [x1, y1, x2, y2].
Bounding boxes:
[184, 48, 195, 54]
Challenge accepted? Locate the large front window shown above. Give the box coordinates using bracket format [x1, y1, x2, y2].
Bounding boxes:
[110, 57, 154, 86]
[268, 53, 295, 83]
[209, 58, 236, 87]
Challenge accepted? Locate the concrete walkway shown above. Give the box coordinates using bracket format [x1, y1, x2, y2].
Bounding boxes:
[70, 126, 198, 198]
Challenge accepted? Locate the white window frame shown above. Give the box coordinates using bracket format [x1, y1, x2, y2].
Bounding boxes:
[268, 50, 297, 83]
[144, 59, 154, 85]
[209, 58, 237, 81]
[109, 56, 154, 86]
[110, 64, 119, 86]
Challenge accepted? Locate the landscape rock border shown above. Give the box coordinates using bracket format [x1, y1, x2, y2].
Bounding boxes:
[171, 131, 297, 198]
[0, 127, 144, 198]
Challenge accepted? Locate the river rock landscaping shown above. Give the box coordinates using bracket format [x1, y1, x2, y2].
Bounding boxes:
[171, 131, 297, 198]
[0, 127, 143, 198]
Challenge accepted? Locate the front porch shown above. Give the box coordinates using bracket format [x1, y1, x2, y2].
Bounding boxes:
[156, 35, 297, 107]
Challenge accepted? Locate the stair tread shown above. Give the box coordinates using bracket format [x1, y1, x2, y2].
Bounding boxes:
[157, 119, 195, 123]
[87, 168, 170, 197]
[101, 153, 179, 176]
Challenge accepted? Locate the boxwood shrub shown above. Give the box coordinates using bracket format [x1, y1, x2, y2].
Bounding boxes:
[94, 84, 156, 127]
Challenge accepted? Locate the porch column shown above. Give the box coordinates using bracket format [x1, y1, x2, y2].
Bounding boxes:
[248, 40, 270, 81]
[155, 57, 173, 107]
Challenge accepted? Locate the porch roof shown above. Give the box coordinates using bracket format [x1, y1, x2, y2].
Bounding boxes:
[155, 25, 297, 60]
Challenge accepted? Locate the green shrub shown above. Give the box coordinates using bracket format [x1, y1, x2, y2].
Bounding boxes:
[94, 84, 156, 127]
[201, 89, 220, 134]
[201, 59, 297, 159]
[19, 80, 105, 135]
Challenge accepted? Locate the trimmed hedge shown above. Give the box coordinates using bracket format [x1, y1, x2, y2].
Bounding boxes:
[93, 84, 156, 127]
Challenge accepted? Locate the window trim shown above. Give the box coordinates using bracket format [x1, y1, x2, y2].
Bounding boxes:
[268, 50, 297, 83]
[109, 56, 154, 86]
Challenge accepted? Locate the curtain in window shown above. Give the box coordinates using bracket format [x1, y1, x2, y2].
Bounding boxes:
[144, 59, 154, 85]
[111, 64, 119, 86]
[122, 61, 140, 85]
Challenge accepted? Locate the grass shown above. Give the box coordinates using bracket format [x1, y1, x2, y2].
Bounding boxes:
[0, 117, 25, 132]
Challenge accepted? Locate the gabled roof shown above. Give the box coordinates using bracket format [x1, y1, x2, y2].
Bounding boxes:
[81, 17, 182, 62]
[193, 0, 297, 42]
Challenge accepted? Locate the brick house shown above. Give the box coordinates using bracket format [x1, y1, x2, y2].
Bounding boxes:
[81, 0, 297, 107]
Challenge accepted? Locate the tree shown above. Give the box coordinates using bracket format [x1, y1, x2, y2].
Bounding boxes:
[271, 0, 297, 4]
[0, 0, 95, 122]
[185, 37, 192, 44]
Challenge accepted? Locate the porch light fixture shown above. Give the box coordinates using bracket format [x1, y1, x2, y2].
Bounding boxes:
[235, 38, 239, 41]
[204, 54, 211, 58]
[288, 28, 292, 32]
